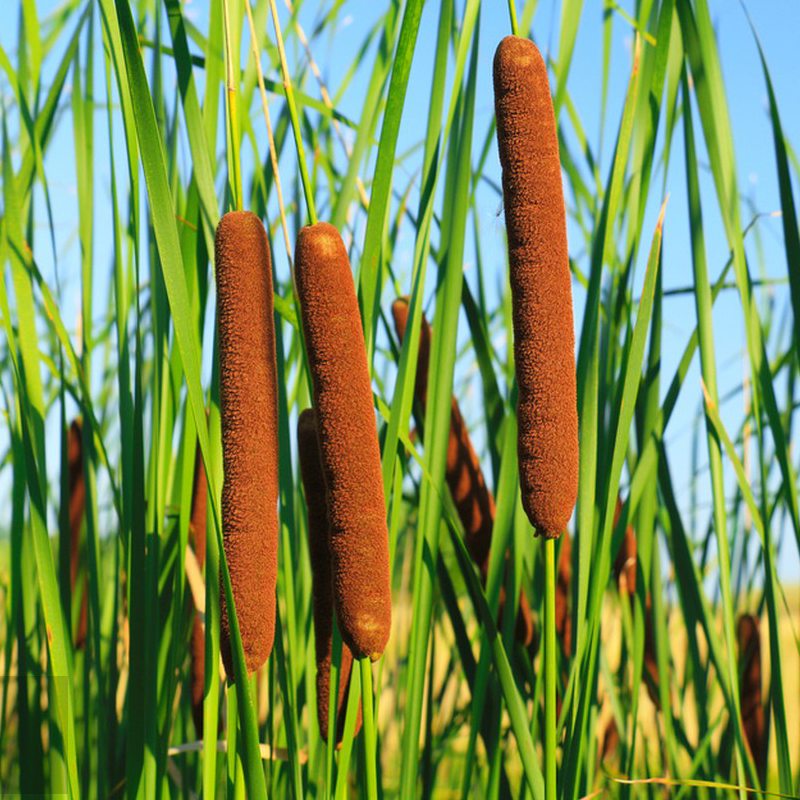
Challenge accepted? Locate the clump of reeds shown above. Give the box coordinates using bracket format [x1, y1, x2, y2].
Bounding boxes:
[297, 409, 361, 742]
[294, 222, 391, 660]
[215, 211, 280, 680]
[493, 35, 579, 539]
[737, 613, 765, 785]
[68, 418, 88, 650]
[391, 297, 533, 645]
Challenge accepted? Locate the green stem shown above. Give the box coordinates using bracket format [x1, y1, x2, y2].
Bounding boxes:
[507, 0, 519, 36]
[544, 538, 556, 800]
[360, 657, 379, 799]
[221, 0, 242, 210]
[267, 0, 317, 225]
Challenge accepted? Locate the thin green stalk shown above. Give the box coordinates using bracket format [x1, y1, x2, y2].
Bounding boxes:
[544, 538, 556, 800]
[222, 0, 242, 210]
[360, 658, 378, 800]
[507, 0, 519, 36]
[266, 0, 317, 224]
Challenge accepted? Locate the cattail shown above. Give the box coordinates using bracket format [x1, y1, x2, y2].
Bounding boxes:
[294, 222, 391, 660]
[612, 495, 637, 596]
[216, 211, 280, 680]
[737, 613, 765, 785]
[614, 494, 661, 709]
[68, 418, 88, 650]
[554, 531, 572, 660]
[297, 410, 361, 742]
[189, 437, 208, 735]
[392, 297, 533, 645]
[611, 495, 660, 707]
[600, 717, 620, 763]
[493, 36, 579, 538]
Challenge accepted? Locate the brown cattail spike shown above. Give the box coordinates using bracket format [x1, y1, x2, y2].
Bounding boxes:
[215, 211, 280, 680]
[67, 418, 88, 650]
[189, 434, 208, 735]
[297, 410, 361, 742]
[392, 297, 533, 646]
[294, 222, 391, 661]
[493, 36, 579, 538]
[554, 531, 572, 661]
[737, 613, 765, 786]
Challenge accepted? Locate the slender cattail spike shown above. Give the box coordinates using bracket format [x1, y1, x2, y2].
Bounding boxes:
[294, 222, 391, 660]
[297, 410, 361, 743]
[68, 418, 88, 650]
[611, 496, 660, 706]
[737, 613, 766, 786]
[392, 297, 533, 645]
[390, 298, 431, 405]
[612, 495, 637, 596]
[189, 414, 209, 567]
[216, 211, 280, 680]
[554, 531, 572, 661]
[189, 431, 208, 735]
[493, 36, 579, 538]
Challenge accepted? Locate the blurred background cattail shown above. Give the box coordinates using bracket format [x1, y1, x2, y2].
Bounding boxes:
[737, 613, 766, 786]
[297, 410, 361, 743]
[391, 297, 533, 645]
[493, 35, 579, 539]
[294, 222, 391, 660]
[67, 418, 88, 650]
[188, 436, 208, 736]
[612, 496, 660, 707]
[216, 211, 281, 679]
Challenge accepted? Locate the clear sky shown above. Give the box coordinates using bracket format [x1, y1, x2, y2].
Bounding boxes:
[1, 0, 798, 584]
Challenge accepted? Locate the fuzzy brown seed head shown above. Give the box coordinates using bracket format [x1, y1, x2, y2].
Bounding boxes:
[391, 297, 432, 405]
[737, 613, 765, 784]
[68, 418, 85, 588]
[555, 531, 572, 660]
[493, 35, 579, 538]
[297, 409, 361, 742]
[391, 297, 533, 646]
[294, 222, 391, 660]
[215, 211, 280, 680]
[67, 418, 88, 650]
[190, 435, 208, 569]
[188, 430, 208, 733]
[612, 495, 637, 595]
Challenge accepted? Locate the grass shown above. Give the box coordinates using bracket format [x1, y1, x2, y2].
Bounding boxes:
[0, 0, 799, 798]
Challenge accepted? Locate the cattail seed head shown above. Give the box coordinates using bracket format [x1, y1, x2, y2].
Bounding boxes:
[493, 36, 579, 538]
[189, 435, 208, 735]
[612, 495, 637, 595]
[555, 531, 572, 660]
[392, 297, 533, 646]
[215, 211, 280, 680]
[294, 222, 391, 660]
[737, 613, 765, 784]
[298, 410, 361, 742]
[67, 418, 88, 650]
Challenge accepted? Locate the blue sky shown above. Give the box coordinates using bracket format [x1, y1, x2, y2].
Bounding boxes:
[1, 0, 799, 584]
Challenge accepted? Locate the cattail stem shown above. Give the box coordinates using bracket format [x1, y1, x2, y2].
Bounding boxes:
[506, 0, 518, 36]
[334, 662, 362, 800]
[360, 658, 378, 800]
[544, 537, 557, 800]
[266, 0, 317, 224]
